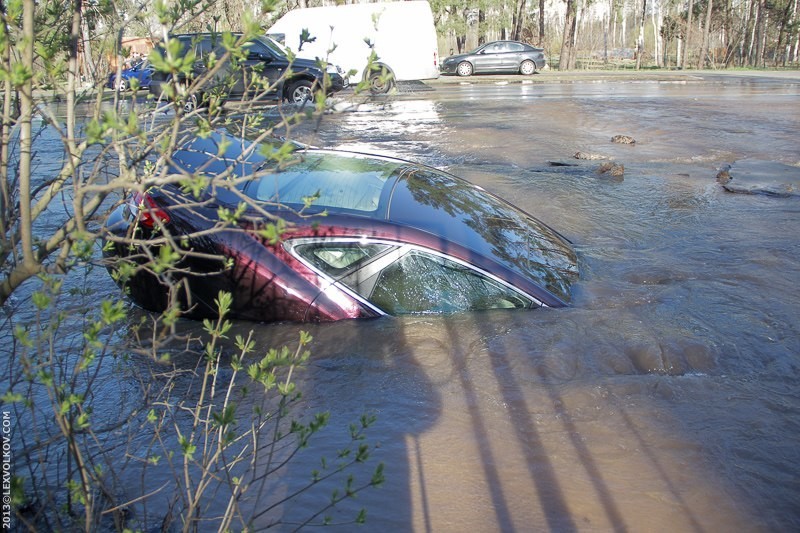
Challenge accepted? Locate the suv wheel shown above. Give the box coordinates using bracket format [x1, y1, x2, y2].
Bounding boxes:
[286, 80, 314, 104]
[182, 94, 198, 113]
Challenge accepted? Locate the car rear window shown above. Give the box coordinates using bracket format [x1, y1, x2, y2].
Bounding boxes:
[254, 153, 401, 213]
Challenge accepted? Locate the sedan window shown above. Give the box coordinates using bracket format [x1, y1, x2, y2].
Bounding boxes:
[293, 242, 392, 276]
[368, 250, 534, 314]
[483, 43, 506, 54]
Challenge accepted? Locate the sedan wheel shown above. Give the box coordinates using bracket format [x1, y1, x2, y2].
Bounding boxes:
[456, 61, 473, 77]
[520, 60, 536, 75]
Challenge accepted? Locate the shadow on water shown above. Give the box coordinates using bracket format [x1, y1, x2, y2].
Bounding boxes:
[285, 83, 800, 531]
[441, 315, 579, 532]
[12, 78, 799, 530]
[236, 318, 441, 531]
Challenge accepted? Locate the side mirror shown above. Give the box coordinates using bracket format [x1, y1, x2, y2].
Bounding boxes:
[248, 52, 272, 63]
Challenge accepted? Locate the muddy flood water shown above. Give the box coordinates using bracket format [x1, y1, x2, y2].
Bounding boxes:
[270, 73, 800, 532]
[5, 72, 800, 532]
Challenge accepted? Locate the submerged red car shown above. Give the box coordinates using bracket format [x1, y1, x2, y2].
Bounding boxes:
[103, 129, 579, 322]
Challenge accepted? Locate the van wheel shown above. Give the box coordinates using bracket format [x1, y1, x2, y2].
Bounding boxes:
[286, 80, 314, 104]
[367, 67, 394, 94]
[456, 62, 473, 77]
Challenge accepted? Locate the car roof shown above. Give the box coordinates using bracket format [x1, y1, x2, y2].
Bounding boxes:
[168, 129, 578, 303]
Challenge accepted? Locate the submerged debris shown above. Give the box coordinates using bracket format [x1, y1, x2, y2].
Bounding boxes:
[611, 135, 636, 144]
[716, 161, 800, 197]
[597, 162, 625, 179]
[574, 151, 608, 160]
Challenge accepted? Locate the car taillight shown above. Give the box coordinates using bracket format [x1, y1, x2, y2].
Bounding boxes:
[130, 191, 170, 228]
[434, 51, 438, 67]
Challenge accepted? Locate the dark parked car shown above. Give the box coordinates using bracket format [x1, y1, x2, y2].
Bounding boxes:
[107, 59, 154, 91]
[441, 40, 546, 77]
[103, 129, 579, 323]
[148, 33, 346, 109]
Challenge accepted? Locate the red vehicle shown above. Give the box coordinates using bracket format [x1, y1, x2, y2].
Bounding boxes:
[103, 129, 578, 322]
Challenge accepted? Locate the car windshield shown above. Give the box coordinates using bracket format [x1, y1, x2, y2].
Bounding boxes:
[254, 153, 402, 213]
[389, 168, 579, 303]
[253, 36, 288, 58]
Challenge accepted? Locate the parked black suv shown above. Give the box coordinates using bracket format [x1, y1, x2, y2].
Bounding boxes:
[149, 32, 346, 109]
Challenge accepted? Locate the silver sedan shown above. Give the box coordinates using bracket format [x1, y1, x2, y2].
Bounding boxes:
[440, 40, 547, 76]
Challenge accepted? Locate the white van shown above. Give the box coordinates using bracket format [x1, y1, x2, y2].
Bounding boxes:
[267, 1, 440, 93]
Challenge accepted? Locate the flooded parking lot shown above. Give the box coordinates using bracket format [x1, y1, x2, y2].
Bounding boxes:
[270, 72, 800, 531]
[5, 72, 800, 531]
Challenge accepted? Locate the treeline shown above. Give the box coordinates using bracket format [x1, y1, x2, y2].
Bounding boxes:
[283, 0, 798, 69]
[33, 0, 800, 85]
[429, 0, 799, 69]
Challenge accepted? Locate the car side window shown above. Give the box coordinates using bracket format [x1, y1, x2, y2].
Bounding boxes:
[245, 40, 272, 59]
[368, 251, 533, 314]
[293, 242, 392, 277]
[192, 38, 213, 58]
[507, 43, 525, 52]
[484, 43, 504, 54]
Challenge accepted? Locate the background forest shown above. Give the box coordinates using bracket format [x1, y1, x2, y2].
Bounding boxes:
[72, 0, 800, 84]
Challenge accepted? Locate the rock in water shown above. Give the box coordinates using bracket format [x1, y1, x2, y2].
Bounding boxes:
[574, 151, 608, 160]
[611, 135, 636, 144]
[597, 162, 625, 179]
[716, 161, 800, 197]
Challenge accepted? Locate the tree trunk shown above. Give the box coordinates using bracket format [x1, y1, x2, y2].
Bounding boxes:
[539, 0, 546, 45]
[697, 0, 713, 68]
[622, 0, 627, 50]
[792, 0, 799, 63]
[753, 0, 767, 66]
[560, 0, 578, 70]
[683, 0, 695, 68]
[512, 0, 525, 41]
[653, 0, 663, 67]
[635, 0, 647, 69]
[478, 9, 486, 45]
[18, 0, 35, 270]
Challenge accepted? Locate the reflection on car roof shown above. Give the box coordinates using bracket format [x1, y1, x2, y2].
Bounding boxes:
[254, 152, 403, 213]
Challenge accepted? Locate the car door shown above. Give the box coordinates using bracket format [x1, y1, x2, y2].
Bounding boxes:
[472, 42, 507, 73]
[231, 38, 285, 99]
[137, 61, 154, 87]
[504, 42, 526, 71]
